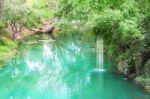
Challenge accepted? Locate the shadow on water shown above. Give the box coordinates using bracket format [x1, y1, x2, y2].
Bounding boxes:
[0, 34, 150, 99]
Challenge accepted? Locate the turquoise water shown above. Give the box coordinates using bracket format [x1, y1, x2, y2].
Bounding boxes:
[0, 35, 150, 99]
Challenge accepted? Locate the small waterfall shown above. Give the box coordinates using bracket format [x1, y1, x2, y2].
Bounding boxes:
[96, 36, 105, 72]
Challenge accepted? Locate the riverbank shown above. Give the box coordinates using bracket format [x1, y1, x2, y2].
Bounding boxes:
[0, 27, 35, 67]
[0, 19, 60, 67]
[135, 76, 150, 93]
[0, 35, 18, 67]
[107, 55, 150, 94]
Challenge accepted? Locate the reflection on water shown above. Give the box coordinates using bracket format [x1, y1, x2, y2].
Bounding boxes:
[0, 35, 150, 99]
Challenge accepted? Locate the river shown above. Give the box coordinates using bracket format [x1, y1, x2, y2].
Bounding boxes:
[0, 34, 149, 99]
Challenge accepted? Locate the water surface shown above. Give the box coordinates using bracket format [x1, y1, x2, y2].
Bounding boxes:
[0, 35, 149, 99]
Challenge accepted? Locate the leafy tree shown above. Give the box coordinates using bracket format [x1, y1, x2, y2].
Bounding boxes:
[25, 0, 54, 28]
[3, 0, 53, 39]
[4, 0, 30, 39]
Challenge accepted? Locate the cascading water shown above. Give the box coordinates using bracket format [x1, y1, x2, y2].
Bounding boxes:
[96, 36, 105, 72]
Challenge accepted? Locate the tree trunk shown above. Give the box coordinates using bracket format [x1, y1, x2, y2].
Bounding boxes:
[9, 20, 23, 40]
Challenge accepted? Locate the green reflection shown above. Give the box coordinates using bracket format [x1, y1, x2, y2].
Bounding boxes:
[0, 34, 149, 99]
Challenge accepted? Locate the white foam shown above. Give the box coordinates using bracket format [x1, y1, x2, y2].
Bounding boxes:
[93, 68, 106, 72]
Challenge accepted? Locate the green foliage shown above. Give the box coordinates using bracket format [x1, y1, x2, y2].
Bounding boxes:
[0, 37, 17, 54]
[0, 37, 17, 67]
[56, 0, 144, 45]
[56, 0, 150, 77]
[55, 20, 94, 42]
[137, 0, 150, 17]
[25, 0, 53, 28]
[92, 9, 123, 41]
[143, 59, 150, 76]
[2, 0, 54, 28]
[4, 0, 29, 23]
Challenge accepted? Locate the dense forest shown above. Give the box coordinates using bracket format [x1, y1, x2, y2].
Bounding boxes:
[0, 0, 150, 98]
